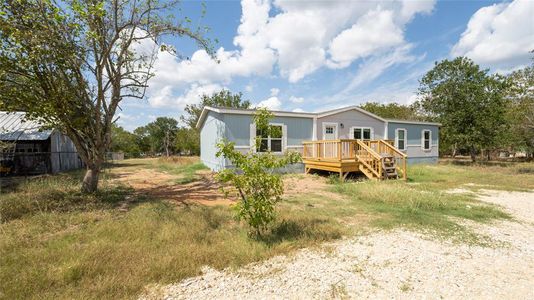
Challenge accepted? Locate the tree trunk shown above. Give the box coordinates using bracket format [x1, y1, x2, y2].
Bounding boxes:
[82, 166, 100, 193]
[470, 147, 477, 163]
[452, 143, 457, 158]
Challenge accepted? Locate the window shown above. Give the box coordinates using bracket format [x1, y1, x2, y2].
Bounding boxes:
[422, 130, 431, 150]
[256, 124, 283, 153]
[396, 129, 407, 150]
[352, 127, 372, 140]
[325, 126, 334, 134]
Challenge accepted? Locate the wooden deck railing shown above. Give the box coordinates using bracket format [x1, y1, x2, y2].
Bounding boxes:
[303, 139, 358, 161]
[302, 139, 408, 180]
[354, 140, 382, 178]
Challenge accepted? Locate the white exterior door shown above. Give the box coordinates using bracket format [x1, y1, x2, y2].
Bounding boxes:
[323, 123, 338, 140]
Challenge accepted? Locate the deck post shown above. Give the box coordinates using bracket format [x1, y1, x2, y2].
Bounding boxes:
[337, 140, 342, 162]
[403, 158, 407, 181]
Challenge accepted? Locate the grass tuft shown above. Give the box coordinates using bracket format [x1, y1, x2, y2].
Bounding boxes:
[0, 158, 530, 299]
[151, 157, 209, 184]
[329, 180, 511, 242]
[0, 173, 132, 223]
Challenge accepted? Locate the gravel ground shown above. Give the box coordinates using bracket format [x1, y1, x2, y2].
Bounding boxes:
[144, 190, 534, 299]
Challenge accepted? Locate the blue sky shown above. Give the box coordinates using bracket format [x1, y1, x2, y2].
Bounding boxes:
[117, 0, 534, 131]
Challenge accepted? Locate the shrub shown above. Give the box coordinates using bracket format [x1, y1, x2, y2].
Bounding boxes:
[216, 108, 301, 236]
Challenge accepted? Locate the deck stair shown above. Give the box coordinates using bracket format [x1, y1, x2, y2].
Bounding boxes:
[381, 155, 398, 180]
[302, 139, 407, 181]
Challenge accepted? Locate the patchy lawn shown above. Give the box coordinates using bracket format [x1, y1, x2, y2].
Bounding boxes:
[0, 158, 532, 299]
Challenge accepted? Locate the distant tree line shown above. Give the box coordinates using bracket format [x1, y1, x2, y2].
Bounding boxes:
[112, 57, 533, 163]
[361, 56, 534, 162]
[110, 90, 251, 157]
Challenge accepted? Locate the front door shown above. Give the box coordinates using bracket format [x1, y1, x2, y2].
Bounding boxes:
[323, 124, 337, 140]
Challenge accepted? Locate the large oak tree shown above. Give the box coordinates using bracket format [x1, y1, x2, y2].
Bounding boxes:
[0, 0, 213, 192]
[418, 57, 509, 162]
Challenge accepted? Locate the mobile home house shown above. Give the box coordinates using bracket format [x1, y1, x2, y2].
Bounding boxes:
[196, 105, 440, 179]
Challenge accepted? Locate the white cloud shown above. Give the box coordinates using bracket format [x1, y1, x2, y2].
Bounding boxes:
[327, 9, 404, 69]
[148, 83, 224, 109]
[451, 0, 534, 71]
[270, 87, 280, 96]
[256, 96, 282, 110]
[399, 0, 435, 23]
[147, 0, 436, 94]
[245, 84, 253, 92]
[289, 96, 304, 103]
[335, 44, 419, 99]
[292, 108, 305, 112]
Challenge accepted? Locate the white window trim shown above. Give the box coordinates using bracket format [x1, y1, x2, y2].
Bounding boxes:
[350, 126, 374, 140]
[250, 122, 287, 154]
[322, 122, 338, 140]
[421, 129, 432, 151]
[395, 128, 407, 151]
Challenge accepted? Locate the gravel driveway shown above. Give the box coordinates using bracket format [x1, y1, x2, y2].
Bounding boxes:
[145, 190, 534, 299]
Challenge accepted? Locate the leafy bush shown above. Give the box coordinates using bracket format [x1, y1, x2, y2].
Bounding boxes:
[216, 108, 301, 236]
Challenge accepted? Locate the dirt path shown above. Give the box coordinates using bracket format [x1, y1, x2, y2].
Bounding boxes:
[109, 161, 235, 206]
[147, 189, 534, 299]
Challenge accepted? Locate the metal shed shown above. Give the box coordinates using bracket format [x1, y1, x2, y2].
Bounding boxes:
[0, 112, 84, 175]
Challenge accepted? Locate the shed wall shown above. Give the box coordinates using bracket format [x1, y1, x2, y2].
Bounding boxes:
[49, 131, 83, 173]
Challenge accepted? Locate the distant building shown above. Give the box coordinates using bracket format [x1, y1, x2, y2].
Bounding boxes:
[0, 112, 84, 175]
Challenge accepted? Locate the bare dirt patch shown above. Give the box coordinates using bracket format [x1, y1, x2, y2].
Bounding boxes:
[110, 164, 341, 207]
[146, 189, 534, 299]
[109, 163, 235, 206]
[284, 175, 344, 201]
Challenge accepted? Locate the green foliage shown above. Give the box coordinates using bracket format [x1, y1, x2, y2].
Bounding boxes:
[216, 108, 301, 236]
[418, 57, 509, 161]
[181, 89, 252, 129]
[0, 0, 213, 192]
[111, 125, 141, 158]
[134, 117, 179, 156]
[175, 127, 200, 155]
[359, 102, 422, 120]
[504, 62, 534, 155]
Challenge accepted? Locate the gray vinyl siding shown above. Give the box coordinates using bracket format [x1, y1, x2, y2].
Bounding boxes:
[317, 110, 386, 140]
[223, 114, 250, 146]
[223, 114, 314, 147]
[200, 111, 226, 171]
[387, 122, 439, 163]
[279, 117, 314, 146]
[200, 112, 313, 171]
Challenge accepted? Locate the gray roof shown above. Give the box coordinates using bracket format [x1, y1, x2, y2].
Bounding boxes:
[0, 112, 53, 141]
[197, 105, 442, 129]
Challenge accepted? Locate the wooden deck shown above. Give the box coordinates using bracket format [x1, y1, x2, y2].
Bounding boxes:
[302, 139, 407, 180]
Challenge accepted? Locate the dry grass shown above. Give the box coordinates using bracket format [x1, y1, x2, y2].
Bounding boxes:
[0, 158, 343, 299]
[0, 158, 530, 299]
